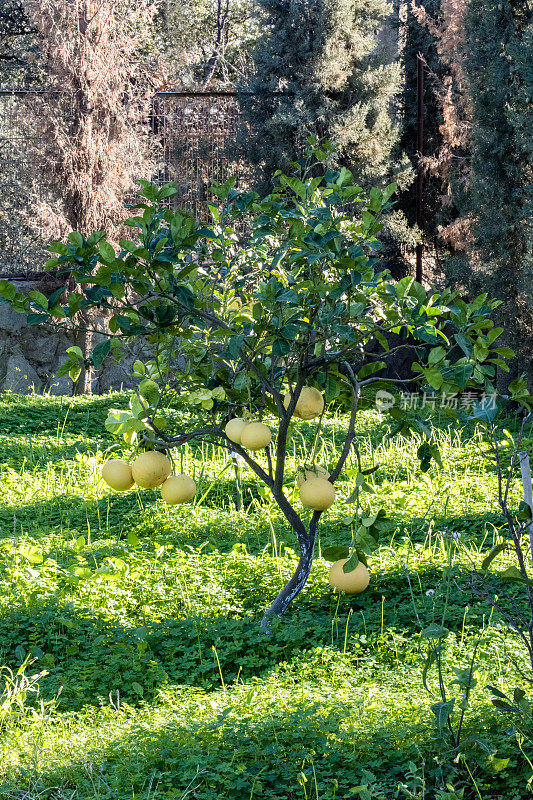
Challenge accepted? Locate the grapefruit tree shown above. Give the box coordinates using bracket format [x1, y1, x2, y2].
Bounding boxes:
[0, 141, 512, 625]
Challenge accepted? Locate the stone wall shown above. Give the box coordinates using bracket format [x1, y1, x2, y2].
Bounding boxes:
[0, 279, 145, 395]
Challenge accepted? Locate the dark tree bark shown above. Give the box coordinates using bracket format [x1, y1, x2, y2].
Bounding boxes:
[260, 512, 321, 627]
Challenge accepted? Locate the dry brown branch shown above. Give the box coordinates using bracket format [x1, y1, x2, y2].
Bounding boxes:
[23, 0, 158, 241]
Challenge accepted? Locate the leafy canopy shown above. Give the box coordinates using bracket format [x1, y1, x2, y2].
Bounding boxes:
[0, 140, 519, 458]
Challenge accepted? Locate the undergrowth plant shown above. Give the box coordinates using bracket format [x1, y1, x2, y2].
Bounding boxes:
[0, 140, 515, 624]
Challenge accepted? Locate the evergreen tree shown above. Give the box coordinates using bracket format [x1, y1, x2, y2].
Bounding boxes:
[398, 1, 445, 246]
[447, 0, 532, 379]
[0, 1, 40, 85]
[237, 0, 415, 265]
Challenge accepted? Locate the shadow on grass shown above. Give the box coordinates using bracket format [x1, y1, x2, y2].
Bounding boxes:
[0, 681, 516, 800]
[0, 702, 426, 799]
[0, 392, 131, 438]
[0, 491, 157, 540]
[0, 552, 508, 714]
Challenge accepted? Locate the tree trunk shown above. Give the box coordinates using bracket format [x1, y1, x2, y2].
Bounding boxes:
[260, 515, 319, 628]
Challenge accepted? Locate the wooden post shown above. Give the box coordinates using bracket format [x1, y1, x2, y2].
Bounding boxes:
[519, 451, 533, 568]
[415, 53, 424, 284]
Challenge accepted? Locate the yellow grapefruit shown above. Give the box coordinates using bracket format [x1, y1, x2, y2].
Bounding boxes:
[283, 386, 324, 420]
[131, 451, 171, 488]
[295, 387, 324, 420]
[283, 391, 301, 418]
[295, 466, 330, 489]
[329, 559, 370, 594]
[161, 474, 196, 504]
[240, 422, 271, 451]
[225, 417, 248, 444]
[101, 459, 134, 491]
[299, 477, 336, 510]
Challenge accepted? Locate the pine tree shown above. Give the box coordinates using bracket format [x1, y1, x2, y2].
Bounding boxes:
[447, 0, 532, 379]
[0, 1, 39, 86]
[398, 0, 448, 248]
[237, 0, 414, 260]
[410, 0, 474, 255]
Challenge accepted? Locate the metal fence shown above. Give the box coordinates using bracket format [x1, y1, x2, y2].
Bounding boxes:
[0, 88, 440, 282]
[151, 91, 243, 216]
[0, 89, 244, 277]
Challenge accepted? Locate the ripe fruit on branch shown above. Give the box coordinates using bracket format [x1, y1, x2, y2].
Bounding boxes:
[283, 391, 301, 418]
[131, 451, 171, 488]
[283, 386, 324, 420]
[240, 422, 272, 450]
[101, 459, 134, 491]
[138, 379, 160, 404]
[329, 559, 370, 594]
[299, 477, 336, 510]
[161, 474, 196, 504]
[225, 417, 248, 444]
[295, 466, 330, 489]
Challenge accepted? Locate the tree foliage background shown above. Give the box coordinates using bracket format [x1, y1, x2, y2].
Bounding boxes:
[236, 0, 416, 273]
[0, 0, 531, 382]
[411, 0, 532, 379]
[154, 0, 261, 86]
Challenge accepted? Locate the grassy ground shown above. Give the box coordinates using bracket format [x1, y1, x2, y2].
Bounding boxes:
[0, 392, 532, 800]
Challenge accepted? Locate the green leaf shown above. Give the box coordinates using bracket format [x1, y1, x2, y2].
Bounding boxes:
[382, 182, 397, 202]
[18, 544, 43, 564]
[490, 755, 510, 772]
[322, 546, 350, 562]
[99, 241, 116, 263]
[454, 333, 473, 358]
[473, 341, 489, 361]
[27, 313, 48, 325]
[0, 280, 17, 301]
[357, 361, 387, 380]
[408, 280, 427, 304]
[454, 363, 474, 388]
[518, 501, 533, 522]
[157, 184, 178, 200]
[513, 687, 526, 703]
[487, 326, 504, 345]
[428, 444, 442, 468]
[92, 339, 111, 367]
[422, 623, 449, 639]
[428, 346, 446, 365]
[431, 699, 455, 733]
[68, 231, 84, 249]
[342, 552, 360, 573]
[499, 566, 533, 587]
[423, 366, 443, 390]
[28, 290, 48, 310]
[472, 398, 498, 423]
[486, 685, 509, 701]
[354, 527, 379, 553]
[49, 304, 67, 319]
[57, 361, 72, 378]
[69, 365, 82, 383]
[491, 347, 514, 358]
[481, 542, 507, 571]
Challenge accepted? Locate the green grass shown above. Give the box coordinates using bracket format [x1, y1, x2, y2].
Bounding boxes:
[0, 392, 532, 800]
